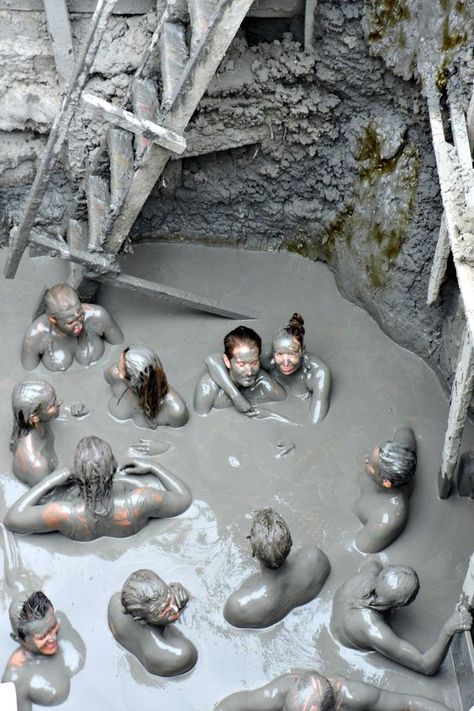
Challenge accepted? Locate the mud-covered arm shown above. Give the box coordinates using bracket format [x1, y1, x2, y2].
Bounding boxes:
[334, 677, 452, 710]
[104, 363, 121, 385]
[94, 306, 124, 344]
[361, 607, 470, 675]
[4, 468, 71, 534]
[355, 500, 408, 553]
[21, 322, 42, 370]
[303, 353, 331, 423]
[124, 461, 192, 518]
[215, 674, 294, 711]
[204, 353, 252, 413]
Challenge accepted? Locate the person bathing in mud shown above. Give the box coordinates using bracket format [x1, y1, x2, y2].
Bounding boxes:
[194, 326, 286, 415]
[204, 314, 331, 422]
[215, 669, 454, 711]
[354, 427, 417, 553]
[10, 380, 61, 487]
[331, 558, 472, 675]
[108, 569, 197, 677]
[4, 435, 192, 541]
[3, 590, 85, 711]
[104, 345, 189, 429]
[21, 283, 123, 372]
[224, 508, 330, 629]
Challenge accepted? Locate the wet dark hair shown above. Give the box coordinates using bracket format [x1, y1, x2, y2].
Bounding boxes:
[280, 313, 305, 348]
[15, 591, 53, 641]
[224, 326, 262, 360]
[10, 380, 57, 453]
[121, 346, 168, 422]
[249, 508, 293, 569]
[284, 671, 335, 711]
[44, 284, 81, 318]
[121, 569, 169, 623]
[378, 441, 417, 486]
[72, 436, 117, 517]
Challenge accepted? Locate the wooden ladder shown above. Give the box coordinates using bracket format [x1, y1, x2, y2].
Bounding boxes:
[4, 0, 256, 320]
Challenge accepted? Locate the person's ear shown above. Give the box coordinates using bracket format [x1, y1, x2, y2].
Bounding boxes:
[48, 316, 58, 325]
[30, 414, 40, 425]
[382, 479, 392, 489]
[223, 354, 231, 369]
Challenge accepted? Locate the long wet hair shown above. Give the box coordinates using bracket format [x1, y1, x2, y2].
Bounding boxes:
[10, 380, 58, 453]
[274, 313, 305, 349]
[120, 346, 168, 422]
[121, 569, 169, 623]
[249, 508, 293, 569]
[72, 436, 117, 518]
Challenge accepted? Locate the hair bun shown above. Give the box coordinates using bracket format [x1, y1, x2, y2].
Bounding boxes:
[289, 313, 305, 336]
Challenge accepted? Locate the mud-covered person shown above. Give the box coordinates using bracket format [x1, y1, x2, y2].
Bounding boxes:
[194, 326, 286, 415]
[108, 569, 197, 677]
[22, 283, 123, 372]
[3, 591, 85, 711]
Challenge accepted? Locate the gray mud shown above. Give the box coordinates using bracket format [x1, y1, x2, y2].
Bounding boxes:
[0, 243, 473, 710]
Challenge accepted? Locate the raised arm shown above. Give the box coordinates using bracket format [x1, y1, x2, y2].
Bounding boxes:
[124, 461, 192, 518]
[362, 606, 472, 675]
[4, 468, 72, 535]
[334, 677, 452, 711]
[303, 353, 331, 423]
[21, 322, 43, 370]
[215, 674, 295, 711]
[204, 353, 253, 413]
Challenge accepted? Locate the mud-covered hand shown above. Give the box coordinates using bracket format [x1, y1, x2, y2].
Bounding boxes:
[70, 401, 89, 418]
[169, 582, 189, 610]
[128, 439, 170, 457]
[445, 604, 473, 635]
[121, 461, 151, 476]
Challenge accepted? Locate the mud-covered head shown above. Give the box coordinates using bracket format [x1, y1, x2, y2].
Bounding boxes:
[366, 440, 417, 488]
[118, 345, 168, 421]
[121, 569, 180, 627]
[72, 436, 117, 517]
[10, 379, 60, 452]
[44, 284, 85, 337]
[248, 508, 293, 569]
[10, 591, 59, 656]
[272, 313, 305, 376]
[367, 565, 420, 611]
[223, 326, 262, 388]
[283, 671, 335, 711]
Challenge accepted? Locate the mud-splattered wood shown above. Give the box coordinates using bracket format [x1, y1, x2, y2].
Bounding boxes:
[95, 272, 258, 319]
[43, 0, 75, 89]
[82, 93, 186, 154]
[87, 174, 110, 251]
[438, 326, 474, 499]
[67, 219, 87, 289]
[131, 79, 159, 163]
[107, 128, 134, 215]
[28, 231, 119, 275]
[105, 0, 255, 255]
[427, 214, 450, 305]
[3, 0, 119, 280]
[304, 0, 318, 50]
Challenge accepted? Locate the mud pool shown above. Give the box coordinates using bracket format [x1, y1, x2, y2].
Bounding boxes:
[0, 242, 473, 710]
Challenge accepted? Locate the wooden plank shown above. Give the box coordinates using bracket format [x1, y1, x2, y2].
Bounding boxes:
[105, 0, 255, 254]
[82, 93, 186, 154]
[304, 0, 318, 51]
[131, 78, 159, 162]
[449, 101, 474, 210]
[67, 218, 87, 288]
[427, 213, 450, 305]
[96, 272, 258, 319]
[108, 128, 134, 213]
[43, 0, 75, 90]
[438, 326, 474, 498]
[86, 174, 110, 250]
[29, 230, 119, 274]
[3, 0, 119, 280]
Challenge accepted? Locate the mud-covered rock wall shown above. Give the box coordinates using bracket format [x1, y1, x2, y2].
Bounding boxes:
[1, 1, 473, 391]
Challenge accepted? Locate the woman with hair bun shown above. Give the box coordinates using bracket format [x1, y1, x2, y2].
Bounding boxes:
[104, 345, 189, 429]
[205, 313, 331, 423]
[10, 380, 61, 486]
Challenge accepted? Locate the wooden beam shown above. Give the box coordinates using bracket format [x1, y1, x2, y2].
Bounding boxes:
[304, 0, 318, 51]
[95, 272, 258, 320]
[43, 0, 75, 90]
[67, 218, 87, 288]
[82, 93, 186, 154]
[427, 213, 450, 305]
[28, 230, 119, 274]
[449, 101, 474, 210]
[438, 326, 474, 499]
[3, 0, 119, 280]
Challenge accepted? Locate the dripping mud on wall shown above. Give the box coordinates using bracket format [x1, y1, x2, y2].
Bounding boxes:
[0, 243, 472, 710]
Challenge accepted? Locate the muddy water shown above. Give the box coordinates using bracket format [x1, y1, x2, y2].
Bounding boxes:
[0, 243, 472, 711]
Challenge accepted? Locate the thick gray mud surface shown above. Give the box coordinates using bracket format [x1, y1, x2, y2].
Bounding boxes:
[0, 243, 472, 710]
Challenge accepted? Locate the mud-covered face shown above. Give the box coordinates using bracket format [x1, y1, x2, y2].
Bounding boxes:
[38, 396, 61, 422]
[50, 304, 85, 337]
[22, 607, 60, 656]
[144, 591, 180, 627]
[223, 344, 260, 388]
[272, 335, 302, 376]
